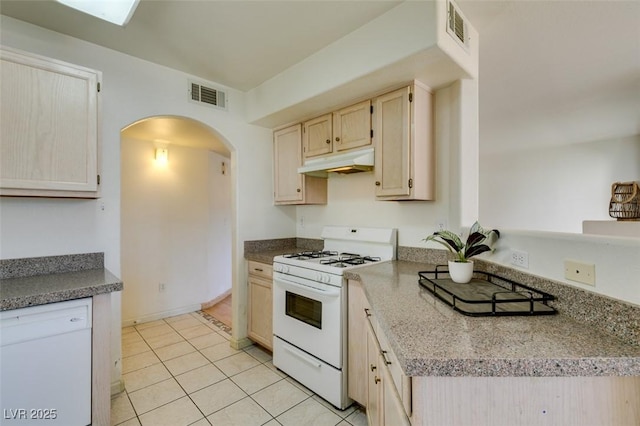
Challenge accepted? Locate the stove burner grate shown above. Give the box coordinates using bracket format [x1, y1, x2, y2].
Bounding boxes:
[283, 250, 338, 260]
[319, 255, 381, 267]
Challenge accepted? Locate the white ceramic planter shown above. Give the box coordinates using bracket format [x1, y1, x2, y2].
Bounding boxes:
[448, 260, 474, 283]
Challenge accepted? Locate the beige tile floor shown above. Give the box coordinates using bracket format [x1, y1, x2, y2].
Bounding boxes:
[111, 311, 367, 426]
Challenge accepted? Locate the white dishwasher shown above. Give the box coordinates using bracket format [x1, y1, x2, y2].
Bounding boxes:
[1, 298, 92, 425]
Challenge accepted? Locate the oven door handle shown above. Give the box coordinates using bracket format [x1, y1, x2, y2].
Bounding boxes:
[274, 277, 341, 299]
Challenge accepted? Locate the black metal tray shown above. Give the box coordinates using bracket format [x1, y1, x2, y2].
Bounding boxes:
[418, 266, 557, 316]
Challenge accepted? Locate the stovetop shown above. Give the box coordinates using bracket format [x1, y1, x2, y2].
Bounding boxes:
[281, 250, 382, 269]
[273, 226, 397, 276]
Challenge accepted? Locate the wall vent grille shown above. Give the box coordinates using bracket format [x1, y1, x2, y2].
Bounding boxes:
[189, 81, 227, 110]
[447, 0, 470, 51]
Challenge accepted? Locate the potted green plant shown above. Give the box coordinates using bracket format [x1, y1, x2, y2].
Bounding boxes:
[424, 221, 500, 283]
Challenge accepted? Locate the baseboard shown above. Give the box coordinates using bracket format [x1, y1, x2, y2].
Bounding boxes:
[121, 304, 202, 327]
[230, 336, 253, 350]
[111, 379, 125, 397]
[201, 289, 232, 310]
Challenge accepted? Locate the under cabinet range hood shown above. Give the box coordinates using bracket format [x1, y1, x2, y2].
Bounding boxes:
[298, 147, 374, 177]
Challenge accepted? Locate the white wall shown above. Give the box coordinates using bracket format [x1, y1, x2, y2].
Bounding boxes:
[0, 15, 293, 390]
[471, 1, 640, 235]
[208, 152, 232, 302]
[481, 134, 640, 233]
[120, 139, 232, 324]
[487, 229, 640, 305]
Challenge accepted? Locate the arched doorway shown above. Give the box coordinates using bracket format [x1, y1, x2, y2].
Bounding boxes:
[120, 115, 233, 325]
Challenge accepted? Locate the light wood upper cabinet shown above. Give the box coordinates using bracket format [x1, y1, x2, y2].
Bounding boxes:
[273, 124, 327, 205]
[303, 114, 333, 158]
[247, 261, 273, 350]
[0, 46, 101, 198]
[373, 83, 434, 201]
[303, 100, 372, 159]
[332, 100, 372, 152]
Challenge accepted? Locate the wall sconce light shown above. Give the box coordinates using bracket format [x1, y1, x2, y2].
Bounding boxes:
[155, 148, 169, 164]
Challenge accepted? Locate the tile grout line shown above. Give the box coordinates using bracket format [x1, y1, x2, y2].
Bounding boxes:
[123, 315, 261, 425]
[118, 312, 361, 426]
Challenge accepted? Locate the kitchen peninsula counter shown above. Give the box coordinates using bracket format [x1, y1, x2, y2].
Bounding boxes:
[345, 260, 640, 378]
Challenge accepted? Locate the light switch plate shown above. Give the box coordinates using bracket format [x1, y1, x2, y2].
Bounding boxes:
[564, 260, 595, 286]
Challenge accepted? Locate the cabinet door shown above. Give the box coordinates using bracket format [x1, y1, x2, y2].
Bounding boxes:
[382, 360, 411, 426]
[273, 124, 304, 203]
[273, 124, 327, 205]
[333, 100, 372, 152]
[0, 47, 100, 197]
[247, 275, 273, 350]
[373, 87, 411, 198]
[347, 280, 369, 406]
[303, 113, 333, 158]
[367, 322, 382, 426]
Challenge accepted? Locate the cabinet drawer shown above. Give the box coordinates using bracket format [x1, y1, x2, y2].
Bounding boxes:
[248, 261, 272, 279]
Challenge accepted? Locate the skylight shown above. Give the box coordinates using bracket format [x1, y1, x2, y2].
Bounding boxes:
[56, 0, 140, 26]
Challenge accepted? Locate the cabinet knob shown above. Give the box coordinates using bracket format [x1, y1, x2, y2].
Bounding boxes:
[364, 308, 371, 317]
[325, 139, 331, 144]
[375, 181, 381, 186]
[335, 137, 340, 142]
[297, 188, 301, 192]
[374, 376, 381, 384]
[370, 364, 377, 372]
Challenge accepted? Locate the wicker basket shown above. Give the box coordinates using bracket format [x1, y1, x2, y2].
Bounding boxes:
[609, 181, 640, 221]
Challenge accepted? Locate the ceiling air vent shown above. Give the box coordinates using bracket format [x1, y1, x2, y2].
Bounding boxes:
[189, 81, 227, 110]
[447, 0, 470, 51]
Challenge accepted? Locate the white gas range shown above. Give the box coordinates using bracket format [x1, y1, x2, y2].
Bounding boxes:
[272, 226, 397, 409]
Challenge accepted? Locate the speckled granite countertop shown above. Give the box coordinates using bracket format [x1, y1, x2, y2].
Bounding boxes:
[345, 260, 640, 378]
[1, 253, 123, 311]
[1, 268, 123, 311]
[245, 249, 299, 264]
[244, 237, 323, 264]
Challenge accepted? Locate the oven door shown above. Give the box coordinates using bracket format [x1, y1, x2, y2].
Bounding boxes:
[273, 272, 343, 368]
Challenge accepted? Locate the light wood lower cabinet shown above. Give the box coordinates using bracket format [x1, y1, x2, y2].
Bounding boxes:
[348, 279, 411, 426]
[411, 376, 640, 425]
[247, 261, 273, 350]
[347, 279, 369, 405]
[367, 322, 382, 426]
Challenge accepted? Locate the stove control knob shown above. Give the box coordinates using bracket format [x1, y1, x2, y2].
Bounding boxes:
[275, 264, 288, 274]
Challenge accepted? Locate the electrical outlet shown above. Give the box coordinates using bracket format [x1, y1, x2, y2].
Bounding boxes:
[510, 249, 529, 268]
[436, 219, 448, 232]
[159, 282, 166, 292]
[564, 260, 595, 286]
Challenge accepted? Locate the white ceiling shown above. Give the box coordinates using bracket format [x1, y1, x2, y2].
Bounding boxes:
[2, 0, 639, 152]
[0, 0, 401, 91]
